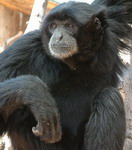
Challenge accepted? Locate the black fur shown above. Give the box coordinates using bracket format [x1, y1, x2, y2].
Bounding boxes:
[0, 0, 131, 150]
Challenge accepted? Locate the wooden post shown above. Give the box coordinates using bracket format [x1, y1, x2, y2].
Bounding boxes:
[0, 0, 33, 15]
[0, 5, 29, 47]
[0, 5, 19, 46]
[25, 0, 49, 33]
[0, 0, 57, 15]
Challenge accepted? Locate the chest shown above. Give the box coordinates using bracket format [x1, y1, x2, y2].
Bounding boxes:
[49, 79, 98, 135]
[46, 69, 102, 119]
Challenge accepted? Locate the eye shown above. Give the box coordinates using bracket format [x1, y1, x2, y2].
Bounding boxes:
[66, 23, 74, 29]
[94, 17, 101, 29]
[49, 23, 57, 31]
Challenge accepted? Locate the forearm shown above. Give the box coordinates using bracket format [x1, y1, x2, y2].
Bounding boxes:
[84, 87, 125, 150]
[0, 75, 62, 142]
[0, 75, 56, 119]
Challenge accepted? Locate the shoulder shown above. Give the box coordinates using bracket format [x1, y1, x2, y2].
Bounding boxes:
[10, 30, 42, 49]
[1, 30, 43, 56]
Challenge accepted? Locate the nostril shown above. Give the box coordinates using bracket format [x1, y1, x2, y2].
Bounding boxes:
[63, 43, 69, 48]
[63, 44, 66, 47]
[51, 44, 55, 47]
[59, 35, 63, 40]
[56, 35, 63, 43]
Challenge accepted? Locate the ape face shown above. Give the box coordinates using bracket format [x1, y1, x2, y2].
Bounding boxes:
[48, 19, 79, 59]
[42, 2, 104, 60]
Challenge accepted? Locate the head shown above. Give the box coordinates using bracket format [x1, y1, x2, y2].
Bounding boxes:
[41, 2, 106, 61]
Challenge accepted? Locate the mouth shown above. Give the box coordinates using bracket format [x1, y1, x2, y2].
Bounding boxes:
[51, 43, 70, 48]
[49, 46, 78, 59]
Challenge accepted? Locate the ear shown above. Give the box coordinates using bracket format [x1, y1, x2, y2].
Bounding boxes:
[92, 10, 107, 30]
[94, 17, 102, 30]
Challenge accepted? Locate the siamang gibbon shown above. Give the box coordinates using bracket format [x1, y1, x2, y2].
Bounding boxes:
[0, 0, 132, 150]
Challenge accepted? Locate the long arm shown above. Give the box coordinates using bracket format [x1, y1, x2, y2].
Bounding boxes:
[0, 31, 62, 143]
[0, 75, 61, 143]
[84, 87, 125, 150]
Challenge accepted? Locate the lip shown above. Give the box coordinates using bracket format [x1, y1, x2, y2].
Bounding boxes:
[51, 47, 70, 53]
[50, 47, 78, 59]
[51, 43, 70, 48]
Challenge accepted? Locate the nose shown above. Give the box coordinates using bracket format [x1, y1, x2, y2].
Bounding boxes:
[56, 32, 63, 43]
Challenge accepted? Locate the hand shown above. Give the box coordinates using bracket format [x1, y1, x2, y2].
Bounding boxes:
[32, 106, 62, 143]
[0, 75, 62, 143]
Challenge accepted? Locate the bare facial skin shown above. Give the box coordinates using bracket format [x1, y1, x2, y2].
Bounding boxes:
[49, 38, 78, 59]
[48, 20, 78, 59]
